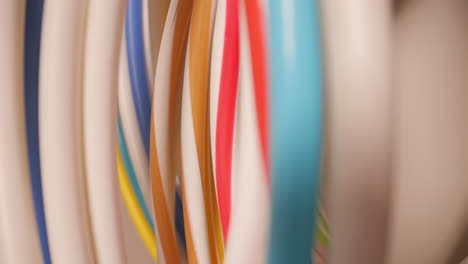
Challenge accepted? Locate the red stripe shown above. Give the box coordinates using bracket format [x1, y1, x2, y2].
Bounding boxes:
[215, 0, 239, 242]
[244, 0, 270, 183]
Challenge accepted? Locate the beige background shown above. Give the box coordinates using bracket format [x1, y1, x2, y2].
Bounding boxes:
[387, 1, 468, 263]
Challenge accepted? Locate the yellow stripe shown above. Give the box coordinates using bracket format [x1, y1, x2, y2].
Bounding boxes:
[117, 149, 158, 262]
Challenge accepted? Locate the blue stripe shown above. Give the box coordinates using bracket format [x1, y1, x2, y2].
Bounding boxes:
[267, 1, 323, 263]
[24, 1, 51, 263]
[125, 0, 151, 157]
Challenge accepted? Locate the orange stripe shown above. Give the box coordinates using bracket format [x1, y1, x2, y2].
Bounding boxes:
[150, 1, 194, 262]
[188, 1, 220, 263]
[207, 146, 225, 263]
[150, 122, 180, 263]
[189, 0, 211, 163]
[168, 0, 193, 190]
